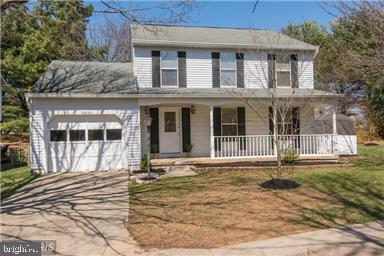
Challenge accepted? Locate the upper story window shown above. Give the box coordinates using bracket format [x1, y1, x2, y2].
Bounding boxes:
[276, 54, 291, 87]
[161, 51, 178, 86]
[220, 52, 236, 86]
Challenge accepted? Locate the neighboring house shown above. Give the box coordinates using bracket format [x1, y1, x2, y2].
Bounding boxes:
[26, 25, 357, 173]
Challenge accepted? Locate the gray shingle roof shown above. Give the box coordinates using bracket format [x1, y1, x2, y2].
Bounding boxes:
[33, 61, 137, 94]
[131, 25, 318, 51]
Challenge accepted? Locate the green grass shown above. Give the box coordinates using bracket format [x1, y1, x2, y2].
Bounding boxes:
[128, 145, 384, 249]
[0, 166, 39, 200]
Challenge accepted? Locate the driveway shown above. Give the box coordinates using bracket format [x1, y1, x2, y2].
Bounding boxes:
[0, 172, 141, 256]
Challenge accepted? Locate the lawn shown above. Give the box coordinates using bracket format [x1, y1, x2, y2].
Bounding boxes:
[0, 166, 39, 200]
[128, 145, 384, 249]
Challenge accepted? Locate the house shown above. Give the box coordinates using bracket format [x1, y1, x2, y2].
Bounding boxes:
[26, 25, 357, 173]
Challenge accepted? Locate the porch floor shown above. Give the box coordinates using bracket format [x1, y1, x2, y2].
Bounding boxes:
[151, 155, 339, 168]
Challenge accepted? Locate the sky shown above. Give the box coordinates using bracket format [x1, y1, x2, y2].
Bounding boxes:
[89, 1, 336, 31]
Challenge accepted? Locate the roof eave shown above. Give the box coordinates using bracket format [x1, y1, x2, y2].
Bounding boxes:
[132, 39, 318, 51]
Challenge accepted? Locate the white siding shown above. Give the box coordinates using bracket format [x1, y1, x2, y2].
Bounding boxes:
[298, 52, 315, 89]
[190, 105, 210, 156]
[134, 47, 152, 88]
[30, 98, 141, 173]
[244, 52, 268, 88]
[245, 106, 270, 135]
[186, 51, 212, 88]
[133, 47, 315, 89]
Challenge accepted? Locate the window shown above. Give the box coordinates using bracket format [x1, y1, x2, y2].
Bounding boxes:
[221, 108, 238, 136]
[88, 129, 104, 141]
[164, 112, 176, 132]
[276, 54, 291, 87]
[277, 108, 293, 135]
[106, 129, 122, 140]
[161, 51, 177, 86]
[50, 130, 67, 142]
[220, 52, 236, 86]
[69, 130, 85, 141]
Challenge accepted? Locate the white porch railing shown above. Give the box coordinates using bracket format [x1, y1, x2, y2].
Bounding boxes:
[213, 134, 335, 159]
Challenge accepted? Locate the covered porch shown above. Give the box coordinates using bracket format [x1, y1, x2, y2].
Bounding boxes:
[138, 96, 356, 161]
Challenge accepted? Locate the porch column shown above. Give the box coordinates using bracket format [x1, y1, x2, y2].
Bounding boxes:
[209, 105, 215, 159]
[332, 110, 338, 155]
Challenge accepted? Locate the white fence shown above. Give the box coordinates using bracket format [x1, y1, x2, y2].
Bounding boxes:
[213, 134, 335, 159]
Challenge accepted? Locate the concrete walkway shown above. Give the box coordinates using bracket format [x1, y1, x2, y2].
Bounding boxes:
[0, 172, 142, 256]
[145, 221, 384, 256]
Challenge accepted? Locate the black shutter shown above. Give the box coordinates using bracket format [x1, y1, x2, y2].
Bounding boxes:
[149, 108, 159, 150]
[181, 108, 191, 152]
[152, 51, 160, 87]
[291, 54, 298, 88]
[213, 107, 221, 150]
[237, 107, 246, 150]
[268, 54, 276, 88]
[292, 107, 300, 149]
[236, 53, 244, 88]
[212, 52, 220, 88]
[269, 107, 274, 151]
[178, 51, 187, 88]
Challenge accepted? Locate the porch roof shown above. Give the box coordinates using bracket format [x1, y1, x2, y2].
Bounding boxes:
[26, 88, 341, 100]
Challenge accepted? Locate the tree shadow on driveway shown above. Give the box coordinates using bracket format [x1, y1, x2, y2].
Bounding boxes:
[0, 172, 139, 256]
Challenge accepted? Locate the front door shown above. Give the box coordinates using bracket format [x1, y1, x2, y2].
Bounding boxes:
[159, 107, 181, 154]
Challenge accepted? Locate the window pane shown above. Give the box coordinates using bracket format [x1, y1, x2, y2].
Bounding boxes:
[276, 71, 290, 87]
[221, 52, 236, 69]
[161, 51, 177, 68]
[222, 125, 237, 136]
[107, 129, 122, 140]
[221, 70, 236, 86]
[88, 129, 104, 141]
[222, 108, 237, 123]
[164, 112, 176, 132]
[50, 130, 66, 142]
[162, 69, 177, 86]
[69, 130, 85, 141]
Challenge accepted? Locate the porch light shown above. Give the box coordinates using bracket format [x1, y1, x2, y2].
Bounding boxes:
[144, 116, 153, 127]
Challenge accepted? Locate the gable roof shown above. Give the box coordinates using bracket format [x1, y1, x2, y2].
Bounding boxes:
[33, 61, 137, 94]
[131, 24, 318, 51]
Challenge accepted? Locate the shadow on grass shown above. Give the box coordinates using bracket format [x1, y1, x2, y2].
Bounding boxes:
[0, 170, 40, 201]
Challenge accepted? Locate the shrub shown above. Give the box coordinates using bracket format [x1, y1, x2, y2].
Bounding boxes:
[184, 144, 193, 152]
[282, 149, 299, 163]
[151, 144, 159, 153]
[140, 154, 148, 170]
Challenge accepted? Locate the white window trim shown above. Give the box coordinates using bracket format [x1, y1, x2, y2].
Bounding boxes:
[221, 108, 238, 136]
[220, 52, 237, 87]
[160, 51, 178, 87]
[275, 55, 292, 88]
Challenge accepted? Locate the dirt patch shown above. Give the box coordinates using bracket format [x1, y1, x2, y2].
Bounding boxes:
[260, 179, 300, 190]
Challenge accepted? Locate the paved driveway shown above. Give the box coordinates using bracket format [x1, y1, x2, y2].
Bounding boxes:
[0, 172, 141, 256]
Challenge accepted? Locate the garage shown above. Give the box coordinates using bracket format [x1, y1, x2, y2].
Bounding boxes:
[48, 114, 124, 172]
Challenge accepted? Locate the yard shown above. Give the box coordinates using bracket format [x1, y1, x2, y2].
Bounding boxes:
[128, 145, 384, 249]
[0, 166, 39, 200]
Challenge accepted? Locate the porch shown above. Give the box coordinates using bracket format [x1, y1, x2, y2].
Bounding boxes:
[139, 99, 357, 161]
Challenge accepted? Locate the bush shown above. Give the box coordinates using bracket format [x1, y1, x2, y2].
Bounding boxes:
[184, 144, 193, 152]
[282, 149, 299, 163]
[151, 144, 159, 153]
[140, 154, 148, 171]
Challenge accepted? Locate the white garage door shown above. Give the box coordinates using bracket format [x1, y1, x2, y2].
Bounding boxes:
[48, 115, 125, 172]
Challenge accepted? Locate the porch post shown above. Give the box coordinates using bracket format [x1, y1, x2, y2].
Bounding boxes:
[209, 105, 215, 159]
[332, 110, 338, 155]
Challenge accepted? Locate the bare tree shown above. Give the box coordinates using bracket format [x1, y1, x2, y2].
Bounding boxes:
[221, 31, 337, 182]
[96, 1, 196, 26]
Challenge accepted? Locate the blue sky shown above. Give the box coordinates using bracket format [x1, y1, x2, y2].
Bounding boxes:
[89, 1, 335, 31]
